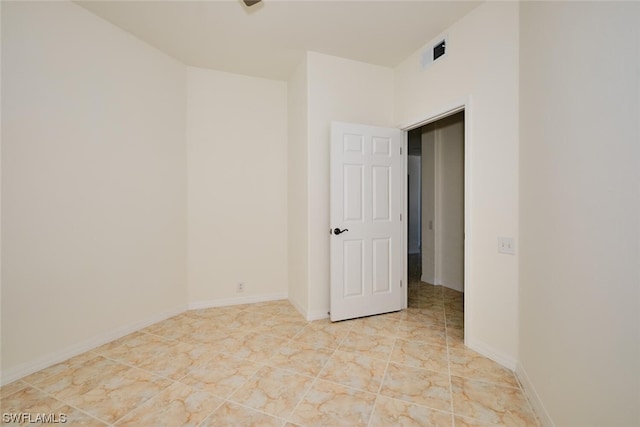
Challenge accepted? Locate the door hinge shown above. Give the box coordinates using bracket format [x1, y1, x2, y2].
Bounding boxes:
[400, 147, 403, 155]
[400, 213, 402, 221]
[400, 280, 403, 288]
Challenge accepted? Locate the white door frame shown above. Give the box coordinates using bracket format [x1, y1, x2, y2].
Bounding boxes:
[400, 97, 471, 347]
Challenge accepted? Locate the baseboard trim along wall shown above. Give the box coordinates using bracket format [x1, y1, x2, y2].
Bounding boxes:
[516, 362, 555, 427]
[465, 336, 517, 371]
[0, 304, 187, 386]
[2, 292, 291, 386]
[420, 274, 436, 284]
[188, 292, 288, 310]
[276, 294, 328, 322]
[287, 295, 308, 320]
[306, 309, 330, 322]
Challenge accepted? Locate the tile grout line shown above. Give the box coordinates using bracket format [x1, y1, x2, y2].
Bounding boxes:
[196, 307, 303, 427]
[365, 325, 399, 427]
[284, 318, 355, 425]
[9, 296, 479, 427]
[13, 380, 113, 427]
[19, 352, 177, 426]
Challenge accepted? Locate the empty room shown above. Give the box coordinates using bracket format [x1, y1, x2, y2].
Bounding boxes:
[2, 1, 638, 426]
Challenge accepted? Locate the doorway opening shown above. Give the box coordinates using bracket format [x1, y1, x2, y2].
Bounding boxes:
[406, 110, 465, 335]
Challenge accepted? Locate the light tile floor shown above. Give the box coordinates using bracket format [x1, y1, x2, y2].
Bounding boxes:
[1, 283, 540, 426]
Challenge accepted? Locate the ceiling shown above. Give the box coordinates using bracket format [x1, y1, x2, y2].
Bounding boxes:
[75, 0, 481, 81]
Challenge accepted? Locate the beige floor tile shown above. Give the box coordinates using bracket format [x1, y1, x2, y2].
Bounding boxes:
[398, 320, 448, 346]
[225, 310, 275, 329]
[36, 356, 131, 400]
[266, 341, 334, 377]
[451, 376, 538, 426]
[94, 332, 178, 366]
[0, 380, 29, 399]
[56, 405, 109, 426]
[179, 327, 249, 348]
[380, 363, 451, 412]
[447, 326, 466, 348]
[448, 348, 519, 388]
[230, 366, 314, 418]
[289, 380, 377, 427]
[144, 323, 198, 342]
[179, 352, 261, 398]
[318, 350, 387, 393]
[294, 321, 352, 348]
[409, 299, 445, 310]
[402, 308, 446, 326]
[390, 339, 449, 374]
[225, 332, 289, 362]
[375, 310, 404, 320]
[21, 352, 98, 386]
[200, 401, 283, 427]
[5, 285, 538, 427]
[350, 316, 400, 337]
[250, 299, 294, 314]
[64, 366, 172, 424]
[252, 318, 308, 340]
[370, 395, 454, 427]
[446, 318, 465, 330]
[115, 381, 222, 427]
[454, 415, 508, 426]
[135, 342, 217, 380]
[0, 386, 64, 415]
[182, 307, 232, 321]
[338, 331, 395, 360]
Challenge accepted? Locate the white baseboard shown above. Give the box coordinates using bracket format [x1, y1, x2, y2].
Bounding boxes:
[306, 309, 330, 322]
[0, 304, 187, 386]
[439, 281, 464, 293]
[516, 362, 555, 427]
[287, 296, 307, 319]
[420, 274, 435, 284]
[465, 336, 517, 371]
[188, 292, 288, 310]
[285, 297, 328, 322]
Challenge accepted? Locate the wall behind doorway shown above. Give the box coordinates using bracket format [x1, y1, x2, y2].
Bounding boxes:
[421, 112, 464, 292]
[407, 155, 422, 255]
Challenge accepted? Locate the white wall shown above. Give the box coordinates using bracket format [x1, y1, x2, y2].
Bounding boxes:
[420, 114, 464, 292]
[395, 1, 520, 365]
[186, 67, 288, 307]
[421, 129, 436, 284]
[287, 58, 310, 314]
[436, 114, 464, 292]
[518, 2, 640, 426]
[1, 1, 187, 381]
[407, 155, 421, 254]
[306, 52, 394, 319]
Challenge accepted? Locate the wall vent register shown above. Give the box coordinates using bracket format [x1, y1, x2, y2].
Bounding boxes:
[421, 36, 448, 70]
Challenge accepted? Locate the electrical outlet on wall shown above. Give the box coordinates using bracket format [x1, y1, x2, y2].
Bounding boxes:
[237, 282, 245, 293]
[498, 237, 515, 255]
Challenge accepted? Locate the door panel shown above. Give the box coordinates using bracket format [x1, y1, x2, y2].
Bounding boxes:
[372, 165, 391, 221]
[344, 165, 364, 221]
[343, 239, 364, 297]
[372, 237, 391, 293]
[330, 122, 404, 322]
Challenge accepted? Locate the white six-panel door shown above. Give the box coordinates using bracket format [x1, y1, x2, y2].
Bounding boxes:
[330, 122, 403, 321]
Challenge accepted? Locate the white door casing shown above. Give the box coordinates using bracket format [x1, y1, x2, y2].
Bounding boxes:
[330, 122, 404, 321]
